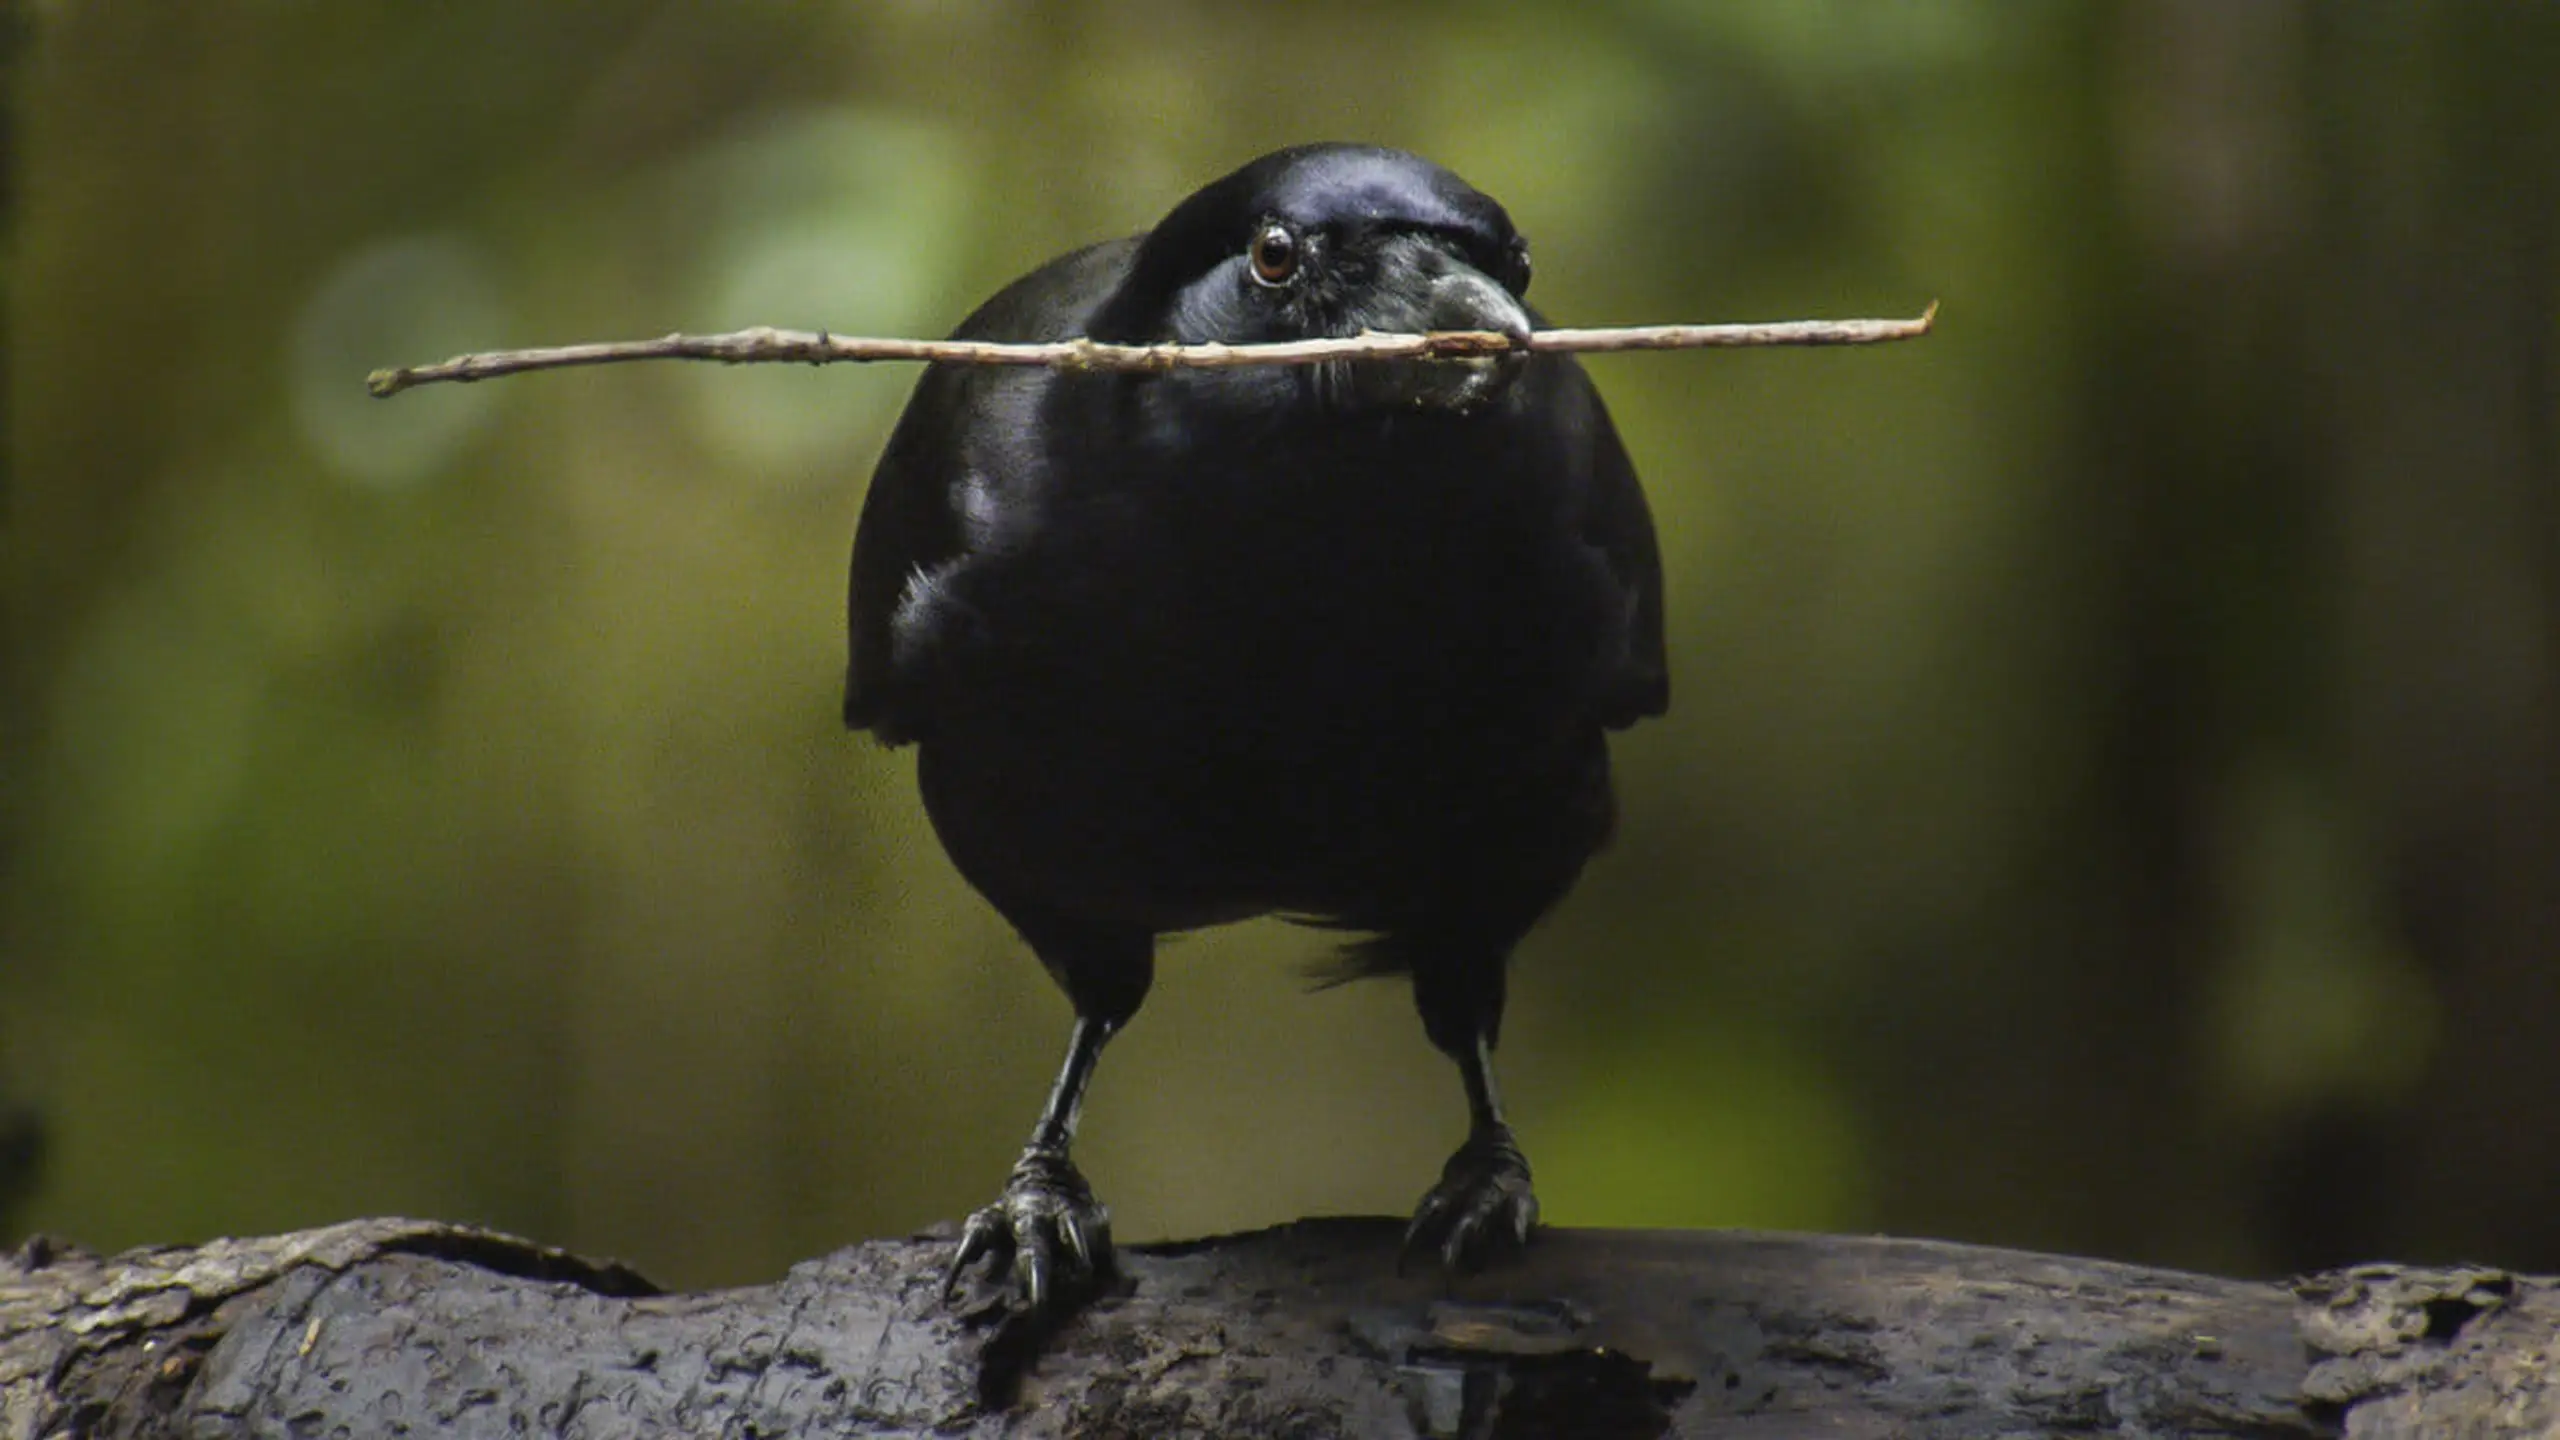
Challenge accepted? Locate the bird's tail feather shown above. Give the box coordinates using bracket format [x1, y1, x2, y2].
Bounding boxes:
[1295, 926, 1413, 988]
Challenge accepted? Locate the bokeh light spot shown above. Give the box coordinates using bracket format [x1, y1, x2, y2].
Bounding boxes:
[290, 234, 506, 490]
[675, 109, 975, 476]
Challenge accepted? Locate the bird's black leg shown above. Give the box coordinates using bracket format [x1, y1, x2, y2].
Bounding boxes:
[1404, 951, 1539, 1271]
[1026, 1011, 1113, 1155]
[943, 1017, 1118, 1317]
[944, 913, 1151, 1320]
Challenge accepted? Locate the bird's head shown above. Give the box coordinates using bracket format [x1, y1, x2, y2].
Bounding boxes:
[1092, 144, 1537, 417]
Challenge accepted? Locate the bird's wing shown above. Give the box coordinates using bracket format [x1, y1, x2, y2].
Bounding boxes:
[1574, 374, 1671, 728]
[844, 238, 1139, 742]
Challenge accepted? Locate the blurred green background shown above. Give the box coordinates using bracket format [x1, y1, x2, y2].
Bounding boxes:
[6, 4, 2556, 1292]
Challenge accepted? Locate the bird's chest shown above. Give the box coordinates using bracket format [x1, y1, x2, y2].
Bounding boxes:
[1104, 440, 1579, 726]
[933, 423, 1606, 911]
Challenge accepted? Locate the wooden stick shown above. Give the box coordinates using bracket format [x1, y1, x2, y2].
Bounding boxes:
[366, 303, 1938, 398]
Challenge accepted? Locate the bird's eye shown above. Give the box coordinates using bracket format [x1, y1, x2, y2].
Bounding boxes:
[1248, 222, 1300, 287]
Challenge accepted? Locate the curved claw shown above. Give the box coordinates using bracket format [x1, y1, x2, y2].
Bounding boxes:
[943, 1147, 1115, 1322]
[1013, 1224, 1053, 1316]
[1399, 1192, 1453, 1275]
[1403, 1126, 1539, 1275]
[943, 1205, 1014, 1314]
[945, 1209, 1000, 1297]
[1058, 1206, 1096, 1276]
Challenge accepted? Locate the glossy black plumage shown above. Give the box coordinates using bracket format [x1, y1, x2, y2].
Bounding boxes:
[845, 144, 1667, 1320]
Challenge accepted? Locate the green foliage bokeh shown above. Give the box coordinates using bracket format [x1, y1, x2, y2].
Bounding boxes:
[7, 3, 2557, 1289]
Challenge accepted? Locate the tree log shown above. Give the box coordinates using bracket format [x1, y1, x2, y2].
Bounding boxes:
[2, 1216, 2550, 1438]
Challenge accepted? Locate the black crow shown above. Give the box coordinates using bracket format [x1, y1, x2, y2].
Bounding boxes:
[846, 143, 1667, 1319]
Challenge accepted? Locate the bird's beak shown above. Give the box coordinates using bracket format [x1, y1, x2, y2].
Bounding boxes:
[1341, 235, 1532, 414]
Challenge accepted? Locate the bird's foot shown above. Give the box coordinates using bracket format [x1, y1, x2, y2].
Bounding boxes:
[943, 1146, 1114, 1320]
[1403, 1124, 1539, 1273]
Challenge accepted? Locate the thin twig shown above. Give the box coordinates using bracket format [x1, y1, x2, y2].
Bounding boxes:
[367, 303, 1937, 398]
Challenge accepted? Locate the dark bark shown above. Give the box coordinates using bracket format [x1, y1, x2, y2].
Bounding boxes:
[3, 1217, 2551, 1438]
